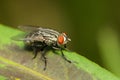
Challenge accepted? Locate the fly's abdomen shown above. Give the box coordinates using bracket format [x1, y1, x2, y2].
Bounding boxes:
[24, 31, 44, 45]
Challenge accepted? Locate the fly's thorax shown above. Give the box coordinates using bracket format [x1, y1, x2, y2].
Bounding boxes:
[44, 34, 58, 46]
[57, 32, 71, 46]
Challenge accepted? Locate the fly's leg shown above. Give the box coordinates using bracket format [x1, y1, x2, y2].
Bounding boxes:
[32, 47, 38, 59]
[41, 52, 47, 70]
[52, 46, 72, 63]
[64, 44, 67, 48]
[32, 42, 44, 59]
[60, 48, 71, 63]
[41, 50, 47, 70]
[32, 44, 48, 70]
[40, 45, 48, 70]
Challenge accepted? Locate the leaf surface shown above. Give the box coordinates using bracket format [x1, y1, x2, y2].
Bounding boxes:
[0, 24, 119, 80]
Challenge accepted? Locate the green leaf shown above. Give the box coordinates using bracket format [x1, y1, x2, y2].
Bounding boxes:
[0, 24, 119, 80]
[0, 75, 7, 80]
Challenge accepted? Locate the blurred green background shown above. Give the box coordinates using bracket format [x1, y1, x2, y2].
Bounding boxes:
[0, 0, 120, 77]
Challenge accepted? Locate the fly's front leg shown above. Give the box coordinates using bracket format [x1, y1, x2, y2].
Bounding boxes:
[52, 46, 72, 63]
[60, 48, 71, 63]
[64, 44, 67, 48]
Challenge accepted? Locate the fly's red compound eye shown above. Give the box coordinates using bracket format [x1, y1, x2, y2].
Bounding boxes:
[58, 35, 64, 44]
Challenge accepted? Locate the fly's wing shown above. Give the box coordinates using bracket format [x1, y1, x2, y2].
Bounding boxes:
[11, 33, 30, 41]
[12, 25, 41, 41]
[15, 25, 60, 43]
[18, 25, 60, 36]
[18, 25, 39, 32]
[13, 25, 39, 41]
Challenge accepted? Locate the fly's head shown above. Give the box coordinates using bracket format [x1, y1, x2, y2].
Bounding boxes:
[57, 32, 71, 47]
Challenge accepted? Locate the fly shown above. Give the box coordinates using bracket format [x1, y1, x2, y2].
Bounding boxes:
[16, 25, 71, 70]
